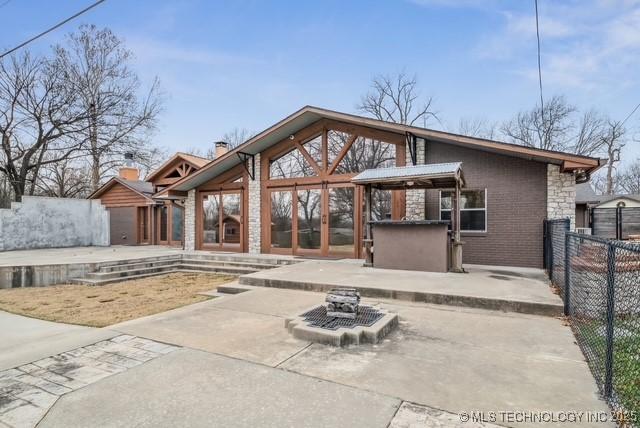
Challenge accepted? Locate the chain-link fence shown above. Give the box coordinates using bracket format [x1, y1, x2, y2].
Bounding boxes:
[546, 220, 640, 425]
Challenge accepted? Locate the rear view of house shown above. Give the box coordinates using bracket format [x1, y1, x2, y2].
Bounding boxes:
[145, 106, 602, 268]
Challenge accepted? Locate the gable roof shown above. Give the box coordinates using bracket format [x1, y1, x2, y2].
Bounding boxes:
[145, 152, 210, 182]
[576, 182, 600, 204]
[160, 106, 604, 194]
[88, 176, 155, 200]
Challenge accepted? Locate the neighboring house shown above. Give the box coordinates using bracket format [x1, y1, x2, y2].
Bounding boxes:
[88, 150, 222, 246]
[575, 182, 640, 229]
[151, 106, 601, 268]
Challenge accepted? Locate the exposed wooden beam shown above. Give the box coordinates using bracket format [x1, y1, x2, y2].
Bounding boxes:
[328, 133, 358, 175]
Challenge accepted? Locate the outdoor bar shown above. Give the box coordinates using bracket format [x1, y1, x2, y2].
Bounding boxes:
[351, 162, 465, 273]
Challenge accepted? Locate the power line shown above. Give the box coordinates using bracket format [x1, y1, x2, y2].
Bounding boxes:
[0, 0, 13, 10]
[534, 0, 545, 120]
[0, 0, 106, 60]
[620, 102, 640, 127]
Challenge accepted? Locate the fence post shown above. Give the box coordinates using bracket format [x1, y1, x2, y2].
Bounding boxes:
[564, 233, 571, 316]
[548, 222, 554, 280]
[616, 207, 622, 240]
[604, 243, 616, 398]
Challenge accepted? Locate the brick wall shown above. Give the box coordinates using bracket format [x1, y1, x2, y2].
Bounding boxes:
[248, 153, 261, 254]
[184, 189, 196, 251]
[424, 141, 547, 268]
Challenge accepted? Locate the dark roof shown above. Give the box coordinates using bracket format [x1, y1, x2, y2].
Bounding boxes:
[575, 182, 640, 206]
[162, 106, 604, 193]
[575, 183, 600, 204]
[87, 176, 154, 200]
[121, 179, 154, 196]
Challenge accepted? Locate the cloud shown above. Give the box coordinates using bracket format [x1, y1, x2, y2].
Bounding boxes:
[475, 1, 640, 90]
[125, 37, 262, 67]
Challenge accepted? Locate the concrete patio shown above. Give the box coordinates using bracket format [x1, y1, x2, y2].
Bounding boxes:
[240, 260, 563, 316]
[0, 283, 612, 428]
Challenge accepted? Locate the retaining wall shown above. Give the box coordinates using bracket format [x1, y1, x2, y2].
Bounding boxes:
[0, 196, 109, 251]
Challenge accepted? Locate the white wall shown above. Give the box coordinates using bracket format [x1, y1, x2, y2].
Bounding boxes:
[0, 196, 109, 251]
[597, 197, 640, 208]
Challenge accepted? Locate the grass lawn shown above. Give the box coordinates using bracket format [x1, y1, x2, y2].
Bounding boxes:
[0, 272, 235, 327]
[574, 318, 640, 424]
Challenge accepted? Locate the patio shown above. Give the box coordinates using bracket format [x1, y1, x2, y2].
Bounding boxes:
[240, 259, 563, 316]
[35, 286, 609, 427]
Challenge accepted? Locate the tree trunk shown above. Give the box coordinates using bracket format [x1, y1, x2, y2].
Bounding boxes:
[89, 104, 100, 191]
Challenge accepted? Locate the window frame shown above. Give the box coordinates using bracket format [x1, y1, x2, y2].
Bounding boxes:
[439, 188, 488, 233]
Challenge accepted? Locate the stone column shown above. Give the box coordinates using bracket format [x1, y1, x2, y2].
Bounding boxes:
[184, 189, 196, 251]
[248, 153, 261, 254]
[547, 164, 576, 230]
[405, 138, 426, 220]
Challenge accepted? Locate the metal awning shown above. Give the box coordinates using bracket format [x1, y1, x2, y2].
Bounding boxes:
[351, 162, 464, 190]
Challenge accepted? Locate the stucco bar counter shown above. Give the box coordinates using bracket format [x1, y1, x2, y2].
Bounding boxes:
[370, 220, 450, 272]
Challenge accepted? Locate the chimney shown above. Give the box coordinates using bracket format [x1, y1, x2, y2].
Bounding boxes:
[214, 141, 229, 159]
[119, 152, 140, 181]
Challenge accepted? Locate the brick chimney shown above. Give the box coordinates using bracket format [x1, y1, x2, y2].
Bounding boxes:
[119, 152, 139, 181]
[214, 141, 229, 159]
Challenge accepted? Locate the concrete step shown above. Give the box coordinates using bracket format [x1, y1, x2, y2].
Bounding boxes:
[86, 263, 258, 281]
[96, 254, 182, 268]
[238, 275, 564, 317]
[182, 253, 298, 266]
[180, 259, 279, 271]
[71, 270, 181, 286]
[99, 258, 183, 273]
[216, 283, 258, 294]
[99, 258, 276, 273]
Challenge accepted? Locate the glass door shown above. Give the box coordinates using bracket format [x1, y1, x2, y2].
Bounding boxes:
[221, 192, 241, 250]
[296, 188, 322, 256]
[328, 185, 356, 257]
[201, 191, 243, 252]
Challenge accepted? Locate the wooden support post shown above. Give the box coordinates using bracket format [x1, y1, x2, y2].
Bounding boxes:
[363, 184, 373, 267]
[451, 178, 464, 272]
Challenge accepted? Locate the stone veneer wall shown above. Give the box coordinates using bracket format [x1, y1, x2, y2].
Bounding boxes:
[248, 153, 261, 253]
[405, 138, 426, 219]
[547, 164, 576, 230]
[184, 189, 196, 251]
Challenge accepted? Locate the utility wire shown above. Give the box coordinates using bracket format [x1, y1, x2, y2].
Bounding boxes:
[0, 0, 106, 60]
[0, 0, 13, 9]
[620, 102, 640, 127]
[534, 0, 545, 121]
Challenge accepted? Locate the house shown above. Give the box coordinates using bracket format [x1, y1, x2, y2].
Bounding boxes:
[88, 149, 224, 245]
[575, 182, 640, 229]
[146, 106, 601, 268]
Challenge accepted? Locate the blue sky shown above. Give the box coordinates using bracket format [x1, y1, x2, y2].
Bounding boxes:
[1, 0, 639, 162]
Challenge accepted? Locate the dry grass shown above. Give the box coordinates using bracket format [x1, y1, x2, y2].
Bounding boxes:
[0, 273, 235, 327]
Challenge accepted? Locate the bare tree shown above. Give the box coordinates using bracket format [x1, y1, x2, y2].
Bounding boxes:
[600, 120, 626, 195]
[358, 72, 438, 126]
[618, 159, 640, 194]
[35, 158, 91, 198]
[0, 52, 89, 202]
[55, 25, 163, 191]
[456, 117, 499, 140]
[501, 95, 577, 152]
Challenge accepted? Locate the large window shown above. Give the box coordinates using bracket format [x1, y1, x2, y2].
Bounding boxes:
[269, 148, 315, 179]
[440, 190, 486, 232]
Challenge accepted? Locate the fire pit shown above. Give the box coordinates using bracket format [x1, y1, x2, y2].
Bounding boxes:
[285, 287, 398, 346]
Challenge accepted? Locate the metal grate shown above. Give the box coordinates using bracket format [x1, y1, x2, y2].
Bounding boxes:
[300, 305, 385, 330]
